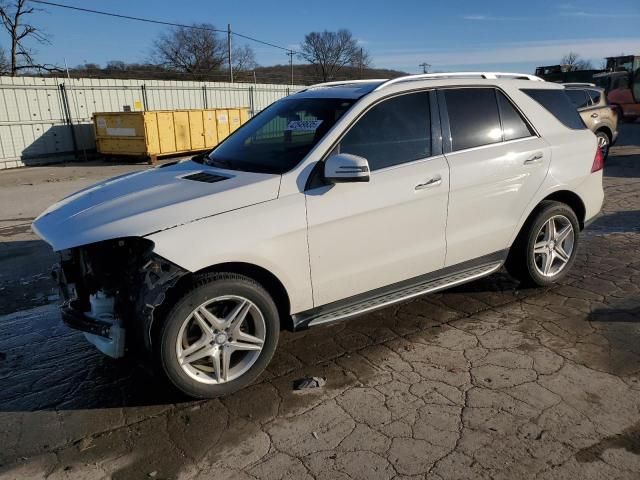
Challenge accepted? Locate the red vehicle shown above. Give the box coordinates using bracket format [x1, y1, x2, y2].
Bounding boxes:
[593, 55, 640, 122]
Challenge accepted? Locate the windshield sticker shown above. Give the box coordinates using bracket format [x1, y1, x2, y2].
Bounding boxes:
[285, 120, 323, 131]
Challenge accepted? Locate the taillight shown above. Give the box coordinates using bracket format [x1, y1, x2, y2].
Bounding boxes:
[591, 147, 604, 173]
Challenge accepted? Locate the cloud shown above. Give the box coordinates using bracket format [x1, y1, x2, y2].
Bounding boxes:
[373, 37, 640, 70]
[561, 11, 640, 19]
[462, 14, 529, 21]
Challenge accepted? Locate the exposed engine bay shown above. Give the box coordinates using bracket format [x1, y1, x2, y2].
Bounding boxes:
[54, 237, 186, 358]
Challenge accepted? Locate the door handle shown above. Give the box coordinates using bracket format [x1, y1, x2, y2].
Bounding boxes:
[590, 113, 599, 118]
[523, 152, 544, 165]
[415, 175, 442, 190]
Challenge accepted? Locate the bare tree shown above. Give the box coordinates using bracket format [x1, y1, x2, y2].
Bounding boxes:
[351, 47, 372, 76]
[152, 23, 227, 79]
[0, 0, 58, 75]
[299, 29, 367, 81]
[561, 52, 593, 71]
[0, 45, 8, 74]
[232, 44, 257, 75]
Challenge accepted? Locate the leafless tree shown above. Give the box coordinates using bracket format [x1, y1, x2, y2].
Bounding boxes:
[299, 29, 368, 81]
[0, 45, 8, 74]
[232, 44, 257, 74]
[351, 47, 372, 75]
[0, 0, 58, 75]
[151, 23, 228, 79]
[561, 52, 594, 71]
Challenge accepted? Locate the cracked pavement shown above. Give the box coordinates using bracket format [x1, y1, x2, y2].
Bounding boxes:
[1, 126, 639, 479]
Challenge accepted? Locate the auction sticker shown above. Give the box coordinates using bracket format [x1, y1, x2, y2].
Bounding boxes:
[285, 120, 323, 131]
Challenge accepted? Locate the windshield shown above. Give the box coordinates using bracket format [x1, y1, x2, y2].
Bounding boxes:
[206, 97, 355, 174]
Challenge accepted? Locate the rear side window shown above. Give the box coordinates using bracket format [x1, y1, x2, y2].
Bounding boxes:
[587, 89, 602, 105]
[339, 92, 431, 171]
[496, 91, 535, 141]
[565, 89, 590, 108]
[444, 88, 502, 151]
[522, 89, 587, 129]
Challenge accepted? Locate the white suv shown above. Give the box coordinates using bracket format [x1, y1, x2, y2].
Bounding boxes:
[33, 73, 604, 398]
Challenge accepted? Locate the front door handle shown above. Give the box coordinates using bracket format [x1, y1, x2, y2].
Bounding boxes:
[590, 113, 599, 118]
[524, 152, 544, 165]
[415, 175, 442, 190]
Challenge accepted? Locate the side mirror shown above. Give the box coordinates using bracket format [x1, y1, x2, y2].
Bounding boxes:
[324, 153, 370, 183]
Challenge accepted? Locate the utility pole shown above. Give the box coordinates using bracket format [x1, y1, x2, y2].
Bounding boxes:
[419, 62, 430, 74]
[227, 23, 234, 83]
[359, 47, 363, 79]
[253, 70, 257, 84]
[287, 50, 294, 85]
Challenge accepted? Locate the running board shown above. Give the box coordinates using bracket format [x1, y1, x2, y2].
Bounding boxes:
[292, 258, 504, 330]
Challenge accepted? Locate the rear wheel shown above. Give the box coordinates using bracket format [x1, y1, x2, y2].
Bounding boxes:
[506, 201, 580, 287]
[595, 130, 611, 159]
[158, 273, 279, 398]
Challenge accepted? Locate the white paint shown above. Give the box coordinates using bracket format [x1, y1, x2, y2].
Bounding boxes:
[33, 75, 604, 319]
[106, 127, 136, 137]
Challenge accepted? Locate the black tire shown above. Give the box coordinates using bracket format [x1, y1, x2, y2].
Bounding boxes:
[158, 272, 279, 399]
[505, 201, 580, 287]
[595, 130, 611, 159]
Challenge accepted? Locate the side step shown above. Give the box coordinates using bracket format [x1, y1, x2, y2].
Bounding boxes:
[294, 260, 504, 330]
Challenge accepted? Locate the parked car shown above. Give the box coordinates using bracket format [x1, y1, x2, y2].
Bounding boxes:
[33, 73, 604, 398]
[563, 84, 619, 158]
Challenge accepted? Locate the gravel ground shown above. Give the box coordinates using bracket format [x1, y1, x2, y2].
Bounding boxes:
[0, 127, 639, 479]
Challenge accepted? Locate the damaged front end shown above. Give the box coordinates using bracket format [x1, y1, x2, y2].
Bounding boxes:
[53, 237, 187, 358]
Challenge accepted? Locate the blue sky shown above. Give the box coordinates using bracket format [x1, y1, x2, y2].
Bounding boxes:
[16, 0, 640, 74]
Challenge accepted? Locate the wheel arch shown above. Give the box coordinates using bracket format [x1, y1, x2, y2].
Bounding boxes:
[151, 261, 293, 341]
[541, 190, 587, 229]
[513, 190, 586, 247]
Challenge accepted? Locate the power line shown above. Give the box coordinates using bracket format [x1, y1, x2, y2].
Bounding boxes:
[30, 0, 299, 53]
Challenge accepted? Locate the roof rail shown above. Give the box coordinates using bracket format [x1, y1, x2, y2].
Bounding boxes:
[561, 82, 597, 87]
[299, 79, 387, 92]
[373, 72, 544, 91]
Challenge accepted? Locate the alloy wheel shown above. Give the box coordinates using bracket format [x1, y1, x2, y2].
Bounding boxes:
[533, 215, 575, 277]
[175, 295, 266, 384]
[597, 133, 609, 158]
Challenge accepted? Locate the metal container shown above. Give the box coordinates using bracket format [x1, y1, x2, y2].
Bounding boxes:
[93, 108, 249, 163]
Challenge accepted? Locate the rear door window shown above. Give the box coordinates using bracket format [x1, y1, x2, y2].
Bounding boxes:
[496, 91, 535, 141]
[586, 89, 602, 105]
[444, 88, 502, 151]
[522, 89, 587, 130]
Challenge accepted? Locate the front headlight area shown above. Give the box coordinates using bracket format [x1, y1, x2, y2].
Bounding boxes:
[55, 237, 186, 358]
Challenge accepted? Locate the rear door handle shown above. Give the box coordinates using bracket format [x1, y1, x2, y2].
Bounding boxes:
[524, 152, 544, 165]
[590, 113, 599, 118]
[415, 175, 442, 190]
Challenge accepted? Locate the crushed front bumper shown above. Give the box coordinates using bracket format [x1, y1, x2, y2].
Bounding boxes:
[52, 242, 188, 358]
[60, 298, 126, 358]
[61, 300, 112, 338]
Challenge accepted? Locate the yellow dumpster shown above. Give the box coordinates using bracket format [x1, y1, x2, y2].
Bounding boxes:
[93, 108, 249, 163]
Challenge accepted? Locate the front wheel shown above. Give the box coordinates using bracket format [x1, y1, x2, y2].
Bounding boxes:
[158, 273, 279, 398]
[506, 201, 580, 287]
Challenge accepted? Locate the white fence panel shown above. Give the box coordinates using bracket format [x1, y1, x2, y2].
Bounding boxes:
[0, 75, 304, 170]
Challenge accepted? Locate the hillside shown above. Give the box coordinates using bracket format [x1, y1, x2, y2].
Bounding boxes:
[62, 62, 409, 85]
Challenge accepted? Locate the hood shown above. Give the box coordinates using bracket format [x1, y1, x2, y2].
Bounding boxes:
[32, 160, 281, 251]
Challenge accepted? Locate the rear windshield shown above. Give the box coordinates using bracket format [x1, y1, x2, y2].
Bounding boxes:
[521, 89, 587, 130]
[206, 97, 355, 174]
